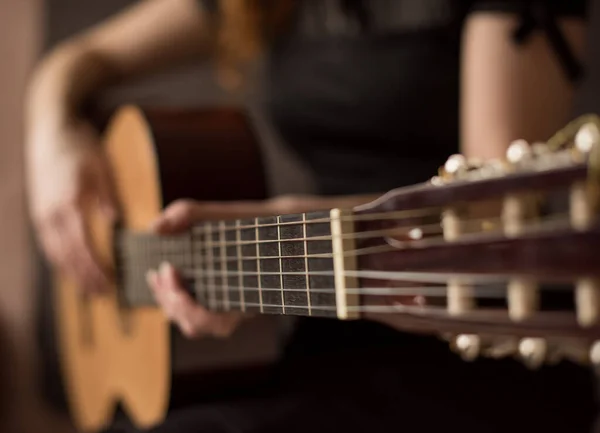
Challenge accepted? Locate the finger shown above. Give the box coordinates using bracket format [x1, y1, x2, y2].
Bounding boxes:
[147, 262, 239, 338]
[160, 262, 212, 338]
[147, 264, 202, 331]
[150, 200, 201, 235]
[150, 199, 272, 235]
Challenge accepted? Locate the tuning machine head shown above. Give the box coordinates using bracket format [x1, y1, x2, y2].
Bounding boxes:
[575, 122, 600, 155]
[506, 139, 534, 164]
[435, 154, 503, 184]
[505, 139, 554, 169]
[443, 154, 469, 178]
[450, 334, 524, 362]
[574, 123, 600, 182]
[452, 334, 481, 361]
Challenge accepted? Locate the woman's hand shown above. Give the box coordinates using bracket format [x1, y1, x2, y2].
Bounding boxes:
[146, 261, 242, 339]
[27, 119, 118, 293]
[145, 200, 258, 339]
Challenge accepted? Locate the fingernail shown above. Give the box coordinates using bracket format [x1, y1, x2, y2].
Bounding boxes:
[159, 262, 172, 277]
[146, 269, 158, 287]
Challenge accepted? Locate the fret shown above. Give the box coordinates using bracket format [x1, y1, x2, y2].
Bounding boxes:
[257, 216, 284, 315]
[218, 221, 230, 311]
[192, 230, 208, 308]
[302, 213, 312, 315]
[179, 234, 195, 302]
[240, 218, 262, 314]
[305, 211, 337, 318]
[204, 222, 217, 311]
[276, 216, 286, 314]
[211, 222, 224, 311]
[226, 220, 242, 312]
[280, 213, 310, 316]
[254, 218, 264, 313]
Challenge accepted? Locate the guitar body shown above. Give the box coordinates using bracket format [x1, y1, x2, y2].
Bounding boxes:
[54, 105, 269, 431]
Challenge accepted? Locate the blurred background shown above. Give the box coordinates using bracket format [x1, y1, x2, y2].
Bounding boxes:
[3, 0, 600, 431]
[1, 0, 316, 431]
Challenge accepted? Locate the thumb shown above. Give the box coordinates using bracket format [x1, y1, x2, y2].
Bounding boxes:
[150, 200, 201, 235]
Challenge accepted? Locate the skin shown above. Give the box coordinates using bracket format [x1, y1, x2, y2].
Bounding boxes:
[23, 2, 588, 422]
[144, 195, 377, 338]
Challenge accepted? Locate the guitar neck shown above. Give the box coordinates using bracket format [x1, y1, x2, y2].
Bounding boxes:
[118, 208, 359, 320]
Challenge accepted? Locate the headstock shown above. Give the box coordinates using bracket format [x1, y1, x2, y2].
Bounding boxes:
[353, 115, 600, 369]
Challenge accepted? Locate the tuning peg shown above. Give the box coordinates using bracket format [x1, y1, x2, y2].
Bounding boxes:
[443, 154, 468, 178]
[518, 338, 548, 369]
[575, 122, 600, 154]
[506, 139, 533, 164]
[590, 341, 600, 366]
[453, 334, 481, 361]
[548, 340, 592, 365]
[430, 175, 444, 186]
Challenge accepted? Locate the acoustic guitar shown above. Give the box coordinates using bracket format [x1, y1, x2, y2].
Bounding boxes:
[53, 105, 600, 432]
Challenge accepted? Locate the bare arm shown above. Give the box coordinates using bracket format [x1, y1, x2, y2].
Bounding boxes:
[460, 11, 587, 160]
[26, 0, 210, 136]
[25, 0, 216, 291]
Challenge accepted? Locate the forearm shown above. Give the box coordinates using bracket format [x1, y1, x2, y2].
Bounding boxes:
[25, 0, 209, 155]
[460, 13, 587, 161]
[26, 42, 117, 140]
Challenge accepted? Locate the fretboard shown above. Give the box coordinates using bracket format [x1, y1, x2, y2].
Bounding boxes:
[117, 209, 359, 320]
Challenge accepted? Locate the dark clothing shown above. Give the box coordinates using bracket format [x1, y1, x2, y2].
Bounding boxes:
[147, 1, 596, 432]
[262, 0, 587, 195]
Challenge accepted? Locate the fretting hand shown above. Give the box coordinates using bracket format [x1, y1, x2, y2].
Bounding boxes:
[145, 199, 276, 339]
[145, 196, 374, 339]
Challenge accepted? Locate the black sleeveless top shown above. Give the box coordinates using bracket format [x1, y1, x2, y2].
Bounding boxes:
[195, 3, 598, 432]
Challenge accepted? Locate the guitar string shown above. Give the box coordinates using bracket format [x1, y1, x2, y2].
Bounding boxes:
[116, 206, 586, 316]
[121, 261, 580, 318]
[116, 214, 566, 272]
[121, 293, 581, 327]
[117, 213, 572, 262]
[182, 189, 573, 234]
[187, 207, 443, 235]
[123, 282, 567, 297]
[122, 294, 579, 324]
[122, 265, 578, 303]
[117, 211, 583, 301]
